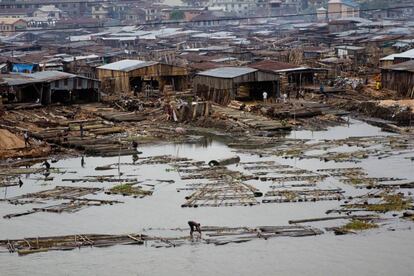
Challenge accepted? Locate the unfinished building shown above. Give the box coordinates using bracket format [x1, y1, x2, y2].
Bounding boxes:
[193, 67, 280, 105]
[96, 60, 188, 96]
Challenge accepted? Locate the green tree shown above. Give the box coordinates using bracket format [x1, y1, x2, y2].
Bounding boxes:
[170, 10, 185, 20]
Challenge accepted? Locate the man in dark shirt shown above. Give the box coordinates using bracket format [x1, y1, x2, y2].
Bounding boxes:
[80, 123, 84, 139]
[43, 160, 51, 170]
[188, 221, 202, 238]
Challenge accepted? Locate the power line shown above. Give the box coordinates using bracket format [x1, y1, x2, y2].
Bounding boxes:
[1, 5, 413, 33]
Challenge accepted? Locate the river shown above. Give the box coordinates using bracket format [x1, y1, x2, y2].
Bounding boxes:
[1, 119, 413, 275]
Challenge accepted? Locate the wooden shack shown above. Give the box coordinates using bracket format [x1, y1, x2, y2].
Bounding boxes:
[249, 60, 326, 88]
[381, 60, 414, 98]
[193, 67, 280, 105]
[1, 71, 100, 104]
[96, 59, 188, 95]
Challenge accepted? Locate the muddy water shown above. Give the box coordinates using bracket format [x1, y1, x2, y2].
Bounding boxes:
[1, 119, 414, 276]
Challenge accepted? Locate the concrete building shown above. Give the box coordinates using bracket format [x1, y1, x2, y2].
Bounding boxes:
[0, 18, 27, 33]
[0, 0, 96, 17]
[208, 0, 254, 16]
[316, 7, 327, 22]
[327, 0, 360, 20]
[33, 5, 63, 20]
[91, 4, 111, 20]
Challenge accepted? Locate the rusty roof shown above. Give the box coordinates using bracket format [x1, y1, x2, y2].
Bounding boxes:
[249, 60, 300, 72]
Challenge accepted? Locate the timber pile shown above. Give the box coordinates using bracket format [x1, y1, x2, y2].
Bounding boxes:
[0, 225, 323, 255]
[262, 189, 344, 203]
[30, 119, 138, 157]
[171, 156, 263, 207]
[214, 105, 292, 132]
[2, 186, 122, 219]
[3, 103, 42, 110]
[182, 180, 260, 207]
[0, 167, 45, 176]
[0, 106, 140, 157]
[97, 111, 146, 122]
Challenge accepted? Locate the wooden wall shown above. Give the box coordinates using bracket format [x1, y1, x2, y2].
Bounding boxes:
[97, 63, 188, 94]
[381, 69, 414, 97]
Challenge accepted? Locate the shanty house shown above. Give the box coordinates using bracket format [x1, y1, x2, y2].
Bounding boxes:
[193, 67, 280, 105]
[380, 49, 414, 67]
[381, 60, 414, 98]
[1, 71, 100, 104]
[335, 45, 366, 66]
[96, 60, 188, 95]
[249, 60, 327, 94]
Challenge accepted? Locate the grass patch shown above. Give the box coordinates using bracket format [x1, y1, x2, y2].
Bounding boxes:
[342, 219, 378, 231]
[346, 194, 412, 213]
[110, 183, 152, 196]
[367, 194, 411, 212]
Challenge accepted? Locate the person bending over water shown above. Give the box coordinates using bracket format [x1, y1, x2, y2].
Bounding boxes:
[188, 221, 202, 238]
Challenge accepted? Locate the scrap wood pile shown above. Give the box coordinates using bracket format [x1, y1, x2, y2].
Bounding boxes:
[213, 105, 292, 132]
[0, 105, 138, 157]
[166, 100, 211, 123]
[0, 225, 323, 255]
[2, 186, 122, 219]
[105, 94, 211, 123]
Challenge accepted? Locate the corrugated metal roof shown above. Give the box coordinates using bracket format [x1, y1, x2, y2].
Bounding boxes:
[197, 67, 257, 78]
[382, 60, 414, 73]
[380, 49, 414, 61]
[249, 60, 300, 72]
[335, 45, 365, 51]
[2, 71, 97, 86]
[211, 57, 238, 63]
[97, 59, 157, 72]
[28, 71, 77, 81]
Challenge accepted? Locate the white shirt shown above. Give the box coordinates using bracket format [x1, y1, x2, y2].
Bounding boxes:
[263, 92, 268, 99]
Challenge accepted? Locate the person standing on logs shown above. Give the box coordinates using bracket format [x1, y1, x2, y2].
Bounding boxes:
[79, 122, 84, 139]
[43, 160, 51, 171]
[23, 131, 31, 148]
[262, 91, 268, 104]
[18, 177, 23, 188]
[188, 221, 201, 238]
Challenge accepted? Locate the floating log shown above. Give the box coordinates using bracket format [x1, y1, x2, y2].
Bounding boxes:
[208, 156, 241, 167]
[288, 215, 378, 224]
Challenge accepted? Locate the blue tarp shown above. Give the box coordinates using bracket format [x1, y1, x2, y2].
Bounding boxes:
[12, 63, 34, 73]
